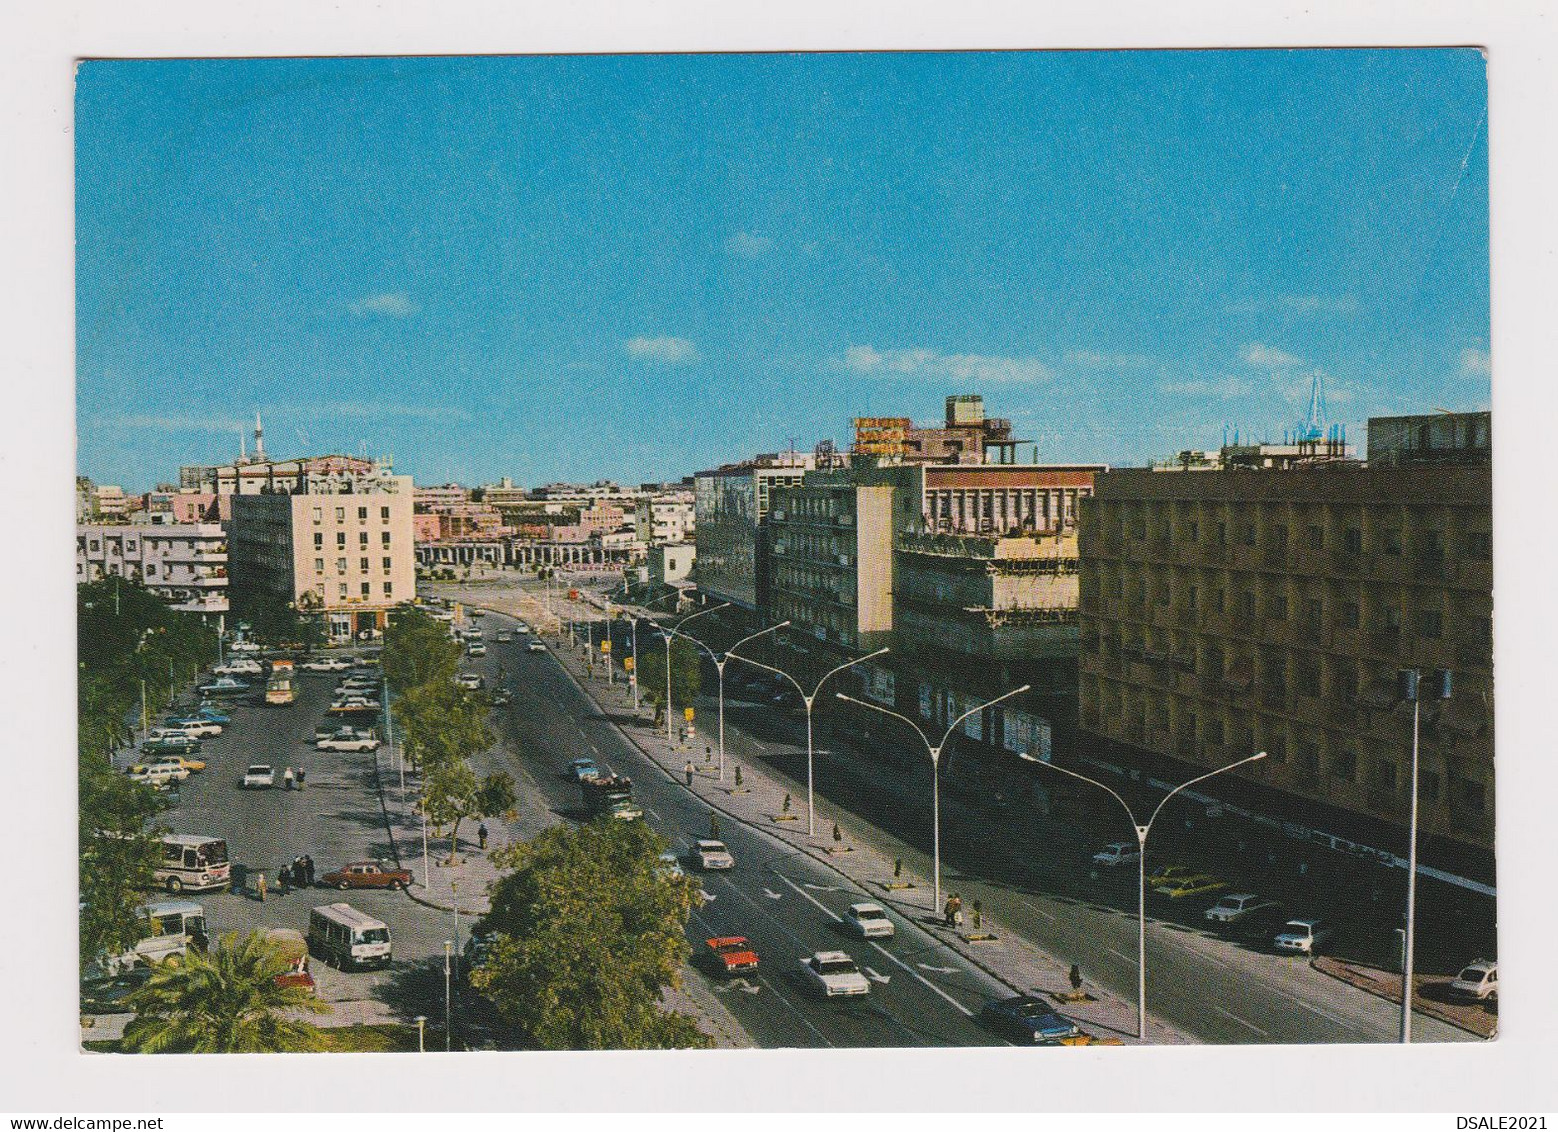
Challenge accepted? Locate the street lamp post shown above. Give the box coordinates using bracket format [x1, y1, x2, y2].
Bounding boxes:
[443, 940, 453, 1052]
[1398, 667, 1452, 1044]
[663, 602, 730, 744]
[629, 591, 681, 713]
[1016, 748, 1267, 1040]
[421, 809, 430, 890]
[837, 684, 1031, 915]
[673, 621, 791, 783]
[414, 1014, 427, 1053]
[728, 646, 890, 836]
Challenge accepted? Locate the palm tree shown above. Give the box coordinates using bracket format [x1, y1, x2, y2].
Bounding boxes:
[120, 931, 331, 1053]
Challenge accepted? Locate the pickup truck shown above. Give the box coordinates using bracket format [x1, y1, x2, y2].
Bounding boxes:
[580, 773, 642, 821]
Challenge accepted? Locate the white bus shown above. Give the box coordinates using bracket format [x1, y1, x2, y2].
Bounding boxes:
[308, 903, 392, 970]
[107, 900, 207, 973]
[154, 835, 230, 893]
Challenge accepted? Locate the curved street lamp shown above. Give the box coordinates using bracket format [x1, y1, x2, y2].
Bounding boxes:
[836, 684, 1030, 917]
[662, 602, 730, 743]
[728, 646, 889, 836]
[1017, 748, 1267, 1040]
[623, 590, 682, 712]
[673, 621, 791, 782]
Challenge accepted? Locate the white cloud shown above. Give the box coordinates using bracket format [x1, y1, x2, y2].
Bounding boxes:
[320, 402, 471, 423]
[842, 345, 1052, 384]
[1159, 375, 1255, 400]
[1460, 347, 1492, 377]
[625, 336, 700, 364]
[1065, 350, 1152, 369]
[102, 413, 245, 433]
[348, 292, 418, 317]
[1278, 294, 1359, 315]
[1241, 342, 1305, 368]
[725, 232, 774, 260]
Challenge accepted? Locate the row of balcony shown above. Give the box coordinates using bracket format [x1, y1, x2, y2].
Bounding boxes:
[1085, 538, 1491, 592]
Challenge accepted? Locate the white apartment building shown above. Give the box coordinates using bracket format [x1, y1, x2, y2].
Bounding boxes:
[76, 523, 229, 616]
[228, 475, 415, 642]
[634, 494, 696, 546]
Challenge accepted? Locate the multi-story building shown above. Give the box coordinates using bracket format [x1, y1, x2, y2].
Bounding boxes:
[1367, 410, 1491, 468]
[648, 543, 696, 591]
[635, 493, 696, 547]
[76, 523, 229, 616]
[88, 484, 133, 522]
[228, 473, 415, 642]
[479, 478, 528, 509]
[414, 483, 472, 511]
[1077, 445, 1493, 858]
[851, 394, 1029, 466]
[694, 450, 816, 611]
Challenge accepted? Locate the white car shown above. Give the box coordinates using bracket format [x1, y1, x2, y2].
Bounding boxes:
[241, 764, 276, 789]
[457, 673, 484, 690]
[1091, 842, 1141, 868]
[213, 659, 263, 676]
[842, 902, 895, 939]
[799, 951, 871, 997]
[495, 632, 513, 643]
[316, 734, 382, 753]
[228, 640, 262, 654]
[527, 641, 546, 653]
[1274, 918, 1336, 955]
[692, 840, 734, 871]
[1448, 960, 1498, 1001]
[126, 762, 187, 785]
[301, 657, 352, 672]
[467, 643, 487, 657]
[1204, 893, 1281, 923]
[168, 718, 222, 739]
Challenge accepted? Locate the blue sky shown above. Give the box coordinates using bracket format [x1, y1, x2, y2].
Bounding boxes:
[76, 50, 1489, 490]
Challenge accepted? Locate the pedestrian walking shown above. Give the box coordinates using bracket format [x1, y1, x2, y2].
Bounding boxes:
[278, 863, 291, 892]
[944, 893, 963, 928]
[295, 766, 306, 790]
[685, 762, 694, 787]
[1069, 963, 1084, 993]
[301, 854, 315, 887]
[972, 899, 982, 930]
[255, 872, 267, 902]
[478, 822, 489, 851]
[283, 766, 295, 791]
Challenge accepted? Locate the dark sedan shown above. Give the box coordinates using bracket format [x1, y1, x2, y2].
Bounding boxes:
[978, 997, 1083, 1044]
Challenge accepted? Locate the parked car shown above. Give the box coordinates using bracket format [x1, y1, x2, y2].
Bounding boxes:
[566, 758, 599, 782]
[798, 951, 870, 997]
[148, 754, 206, 775]
[227, 640, 262, 654]
[316, 734, 382, 753]
[692, 839, 735, 871]
[126, 763, 184, 788]
[490, 689, 512, 707]
[702, 936, 759, 976]
[467, 642, 487, 657]
[1091, 842, 1141, 868]
[1448, 959, 1498, 1001]
[213, 659, 263, 677]
[198, 676, 251, 697]
[241, 764, 276, 789]
[842, 902, 895, 939]
[1153, 874, 1228, 900]
[164, 715, 223, 738]
[457, 673, 485, 690]
[191, 706, 231, 725]
[978, 997, 1083, 1044]
[1274, 918, 1336, 955]
[266, 928, 316, 994]
[319, 861, 412, 891]
[495, 632, 513, 643]
[527, 640, 546, 653]
[1148, 863, 1196, 886]
[300, 656, 352, 672]
[142, 733, 202, 755]
[1204, 893, 1281, 924]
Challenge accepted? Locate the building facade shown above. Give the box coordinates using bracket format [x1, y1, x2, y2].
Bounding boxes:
[228, 475, 416, 641]
[1077, 461, 1494, 854]
[77, 523, 229, 616]
[635, 494, 696, 547]
[693, 451, 815, 611]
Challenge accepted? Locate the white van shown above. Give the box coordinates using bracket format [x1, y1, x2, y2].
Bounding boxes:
[107, 900, 207, 973]
[308, 902, 392, 970]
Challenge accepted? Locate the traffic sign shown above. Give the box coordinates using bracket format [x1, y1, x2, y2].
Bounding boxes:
[683, 707, 695, 721]
[623, 657, 634, 671]
[601, 641, 611, 653]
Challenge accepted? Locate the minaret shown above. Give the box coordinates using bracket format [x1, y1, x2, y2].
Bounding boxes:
[254, 412, 266, 462]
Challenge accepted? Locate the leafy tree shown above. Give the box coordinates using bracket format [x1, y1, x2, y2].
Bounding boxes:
[79, 760, 168, 970]
[120, 931, 331, 1053]
[633, 636, 702, 713]
[393, 681, 493, 773]
[382, 606, 461, 690]
[470, 820, 711, 1050]
[423, 765, 516, 863]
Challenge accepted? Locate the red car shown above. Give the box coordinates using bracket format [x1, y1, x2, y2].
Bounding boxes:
[703, 936, 759, 976]
[319, 861, 413, 891]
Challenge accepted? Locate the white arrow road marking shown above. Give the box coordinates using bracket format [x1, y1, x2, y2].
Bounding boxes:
[763, 888, 782, 900]
[918, 963, 960, 975]
[771, 872, 976, 1017]
[802, 883, 841, 892]
[864, 967, 891, 985]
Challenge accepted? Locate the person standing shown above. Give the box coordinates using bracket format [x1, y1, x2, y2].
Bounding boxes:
[296, 765, 306, 790]
[478, 822, 489, 851]
[255, 872, 267, 902]
[283, 766, 295, 791]
[302, 854, 315, 888]
[684, 762, 694, 787]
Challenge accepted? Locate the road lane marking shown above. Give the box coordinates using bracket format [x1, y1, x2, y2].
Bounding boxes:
[1195, 950, 1231, 971]
[1106, 946, 1133, 963]
[1017, 899, 1057, 923]
[771, 872, 976, 1017]
[1270, 987, 1370, 1034]
[1213, 1005, 1269, 1037]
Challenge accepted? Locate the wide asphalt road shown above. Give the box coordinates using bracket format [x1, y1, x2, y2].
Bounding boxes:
[468, 609, 1026, 1050]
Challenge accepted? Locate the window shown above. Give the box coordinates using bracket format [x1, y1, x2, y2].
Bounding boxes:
[1344, 527, 1363, 554]
[89, 540, 99, 552]
[1373, 759, 1397, 793]
[145, 564, 156, 577]
[335, 507, 345, 522]
[1214, 588, 1226, 613]
[1330, 748, 1357, 782]
[126, 542, 137, 553]
[1156, 582, 1170, 606]
[360, 557, 370, 572]
[1241, 523, 1256, 547]
[358, 507, 368, 521]
[361, 582, 371, 597]
[1215, 521, 1227, 546]
[336, 532, 346, 549]
[1296, 741, 1318, 773]
[382, 556, 392, 573]
[1332, 663, 1357, 701]
[1266, 594, 1288, 621]
[1296, 662, 1321, 698]
[1340, 600, 1360, 629]
[1185, 520, 1199, 542]
[382, 531, 391, 547]
[1381, 528, 1402, 556]
[1187, 585, 1198, 610]
[314, 558, 324, 574]
[1271, 526, 1288, 551]
[312, 507, 322, 523]
[336, 558, 347, 574]
[1307, 524, 1324, 550]
[1239, 592, 1256, 620]
[1457, 778, 1486, 812]
[338, 583, 348, 598]
[1304, 598, 1323, 630]
[381, 506, 390, 521]
[1203, 644, 1223, 676]
[1466, 530, 1492, 559]
[1384, 606, 1402, 631]
[1421, 770, 1441, 803]
[1205, 717, 1224, 746]
[383, 581, 393, 597]
[313, 533, 323, 550]
[1417, 608, 1443, 639]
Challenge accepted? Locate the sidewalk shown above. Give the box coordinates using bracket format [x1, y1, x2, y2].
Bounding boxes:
[1311, 956, 1497, 1038]
[541, 623, 1190, 1046]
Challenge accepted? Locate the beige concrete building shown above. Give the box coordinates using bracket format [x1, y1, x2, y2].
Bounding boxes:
[77, 522, 229, 617]
[229, 475, 415, 642]
[1077, 462, 1493, 852]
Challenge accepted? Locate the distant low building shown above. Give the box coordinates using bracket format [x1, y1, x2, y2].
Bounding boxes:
[77, 523, 228, 617]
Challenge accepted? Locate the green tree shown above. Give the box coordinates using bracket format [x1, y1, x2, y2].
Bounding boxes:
[382, 606, 461, 690]
[470, 820, 711, 1050]
[120, 931, 331, 1053]
[79, 761, 168, 970]
[633, 636, 702, 713]
[423, 765, 516, 863]
[394, 681, 493, 773]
